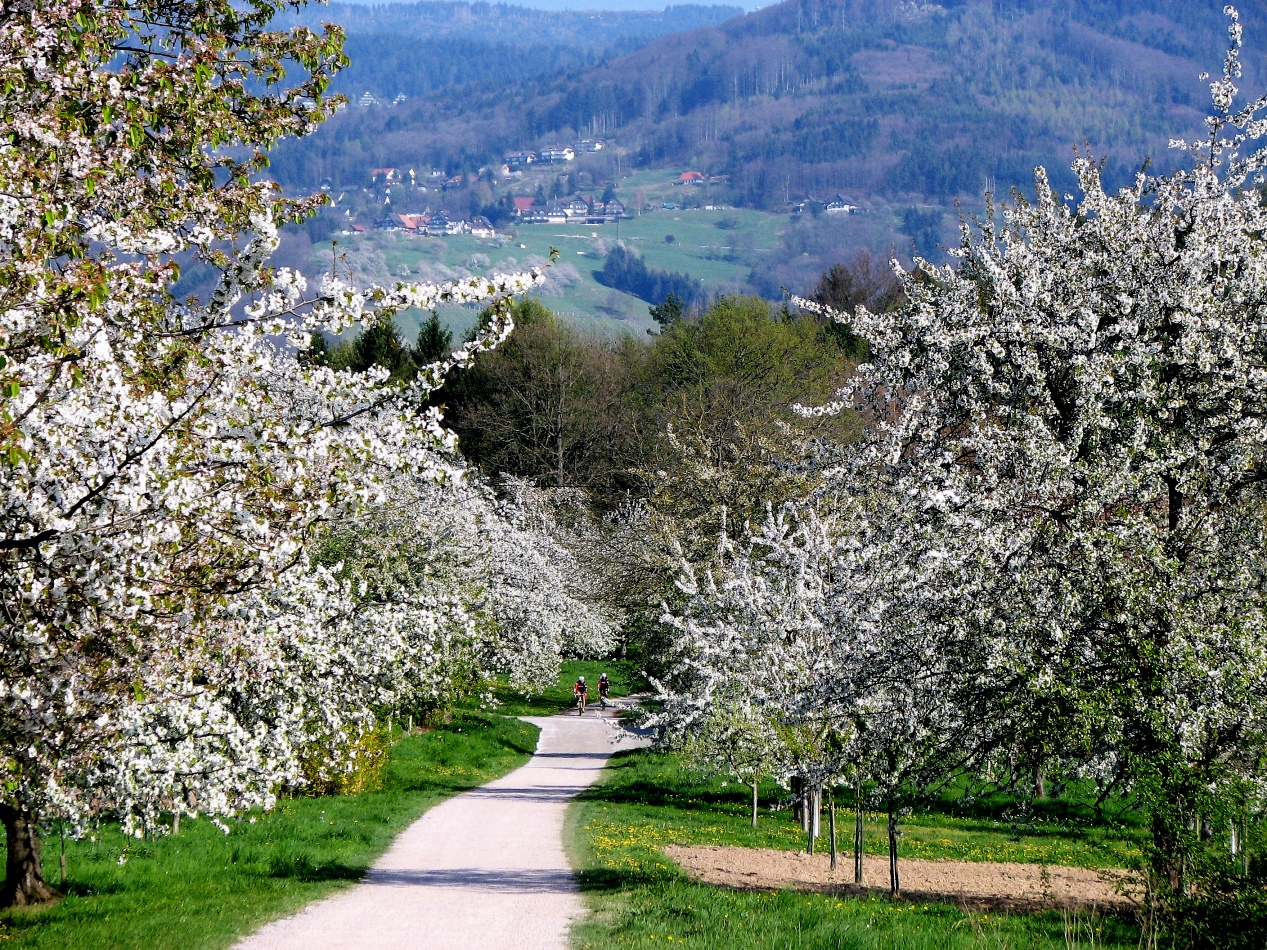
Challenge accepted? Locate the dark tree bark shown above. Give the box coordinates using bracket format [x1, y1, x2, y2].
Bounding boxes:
[887, 798, 900, 897]
[854, 777, 864, 885]
[828, 788, 837, 871]
[1, 804, 61, 908]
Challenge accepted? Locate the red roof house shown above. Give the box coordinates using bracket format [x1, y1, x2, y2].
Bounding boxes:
[512, 197, 536, 214]
[679, 171, 705, 184]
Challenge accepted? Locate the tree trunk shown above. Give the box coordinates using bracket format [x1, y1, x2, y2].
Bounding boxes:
[810, 785, 822, 840]
[805, 783, 814, 854]
[828, 788, 837, 871]
[1242, 814, 1251, 879]
[887, 799, 900, 897]
[854, 777, 864, 886]
[1, 805, 61, 908]
[1034, 760, 1046, 800]
[751, 779, 759, 829]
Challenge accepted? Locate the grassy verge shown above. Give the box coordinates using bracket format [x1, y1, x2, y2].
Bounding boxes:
[567, 750, 1144, 950]
[0, 713, 538, 950]
[482, 658, 646, 717]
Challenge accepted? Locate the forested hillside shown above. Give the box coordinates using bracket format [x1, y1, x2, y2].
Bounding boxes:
[276, 2, 743, 102]
[270, 0, 1267, 206]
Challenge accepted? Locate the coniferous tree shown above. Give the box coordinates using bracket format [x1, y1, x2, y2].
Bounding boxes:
[415, 312, 454, 365]
[649, 293, 685, 329]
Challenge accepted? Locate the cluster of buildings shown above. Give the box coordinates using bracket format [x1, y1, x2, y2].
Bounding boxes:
[676, 170, 730, 186]
[512, 195, 625, 224]
[358, 92, 408, 108]
[790, 194, 860, 215]
[503, 140, 605, 168]
[371, 168, 467, 191]
[380, 212, 498, 238]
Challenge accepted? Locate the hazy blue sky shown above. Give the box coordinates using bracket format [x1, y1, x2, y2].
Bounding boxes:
[333, 0, 763, 10]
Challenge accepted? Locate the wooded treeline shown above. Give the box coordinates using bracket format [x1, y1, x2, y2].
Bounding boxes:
[596, 245, 704, 309]
[311, 254, 891, 510]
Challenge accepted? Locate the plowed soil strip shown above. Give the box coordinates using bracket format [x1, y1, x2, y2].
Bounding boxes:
[665, 844, 1138, 912]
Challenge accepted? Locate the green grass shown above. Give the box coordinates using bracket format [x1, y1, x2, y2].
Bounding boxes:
[0, 713, 539, 950]
[567, 750, 1144, 950]
[482, 659, 647, 717]
[326, 199, 796, 338]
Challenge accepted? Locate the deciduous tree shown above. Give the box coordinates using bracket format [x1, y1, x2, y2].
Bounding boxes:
[0, 0, 542, 906]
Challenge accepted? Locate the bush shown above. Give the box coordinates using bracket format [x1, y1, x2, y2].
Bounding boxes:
[299, 726, 390, 796]
[1164, 885, 1267, 949]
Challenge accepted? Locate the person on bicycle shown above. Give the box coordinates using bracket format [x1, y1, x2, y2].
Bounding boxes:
[573, 675, 588, 715]
[598, 673, 611, 708]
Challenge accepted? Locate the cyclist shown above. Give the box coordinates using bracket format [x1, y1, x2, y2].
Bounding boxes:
[598, 672, 611, 709]
[573, 675, 588, 715]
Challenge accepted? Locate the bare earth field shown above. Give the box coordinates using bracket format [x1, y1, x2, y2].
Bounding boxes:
[664, 845, 1140, 913]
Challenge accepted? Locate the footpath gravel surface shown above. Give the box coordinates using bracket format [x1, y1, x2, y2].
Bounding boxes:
[236, 703, 645, 950]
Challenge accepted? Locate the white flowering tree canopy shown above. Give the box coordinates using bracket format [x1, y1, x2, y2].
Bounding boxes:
[655, 503, 967, 798]
[786, 8, 1267, 877]
[0, 0, 550, 907]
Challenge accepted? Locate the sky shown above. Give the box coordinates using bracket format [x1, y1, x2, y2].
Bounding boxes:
[332, 0, 763, 10]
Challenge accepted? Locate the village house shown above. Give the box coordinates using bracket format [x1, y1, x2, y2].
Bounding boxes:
[390, 213, 429, 232]
[504, 150, 537, 167]
[678, 171, 705, 185]
[539, 145, 575, 164]
[825, 194, 858, 214]
[512, 197, 536, 216]
[425, 211, 451, 235]
[577, 139, 605, 152]
[469, 215, 497, 238]
[372, 167, 401, 184]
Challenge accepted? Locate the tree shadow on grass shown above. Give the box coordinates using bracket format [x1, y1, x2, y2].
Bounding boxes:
[267, 855, 364, 883]
[577, 863, 681, 895]
[576, 753, 756, 815]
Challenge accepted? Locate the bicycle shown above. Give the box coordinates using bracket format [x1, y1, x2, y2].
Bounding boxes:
[575, 691, 587, 716]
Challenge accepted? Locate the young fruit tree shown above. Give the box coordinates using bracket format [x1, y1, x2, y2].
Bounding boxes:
[0, 0, 543, 906]
[655, 501, 969, 892]
[796, 7, 1267, 892]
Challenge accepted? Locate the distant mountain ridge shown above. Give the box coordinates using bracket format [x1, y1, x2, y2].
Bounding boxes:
[274, 2, 743, 118]
[272, 0, 1267, 206]
[282, 2, 743, 48]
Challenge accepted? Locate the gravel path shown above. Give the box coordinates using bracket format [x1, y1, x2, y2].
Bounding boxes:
[237, 704, 644, 950]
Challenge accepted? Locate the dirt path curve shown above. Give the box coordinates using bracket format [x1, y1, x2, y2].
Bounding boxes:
[236, 703, 645, 950]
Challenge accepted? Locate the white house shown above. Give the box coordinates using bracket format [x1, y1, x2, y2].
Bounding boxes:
[540, 145, 575, 164]
[825, 194, 859, 214]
